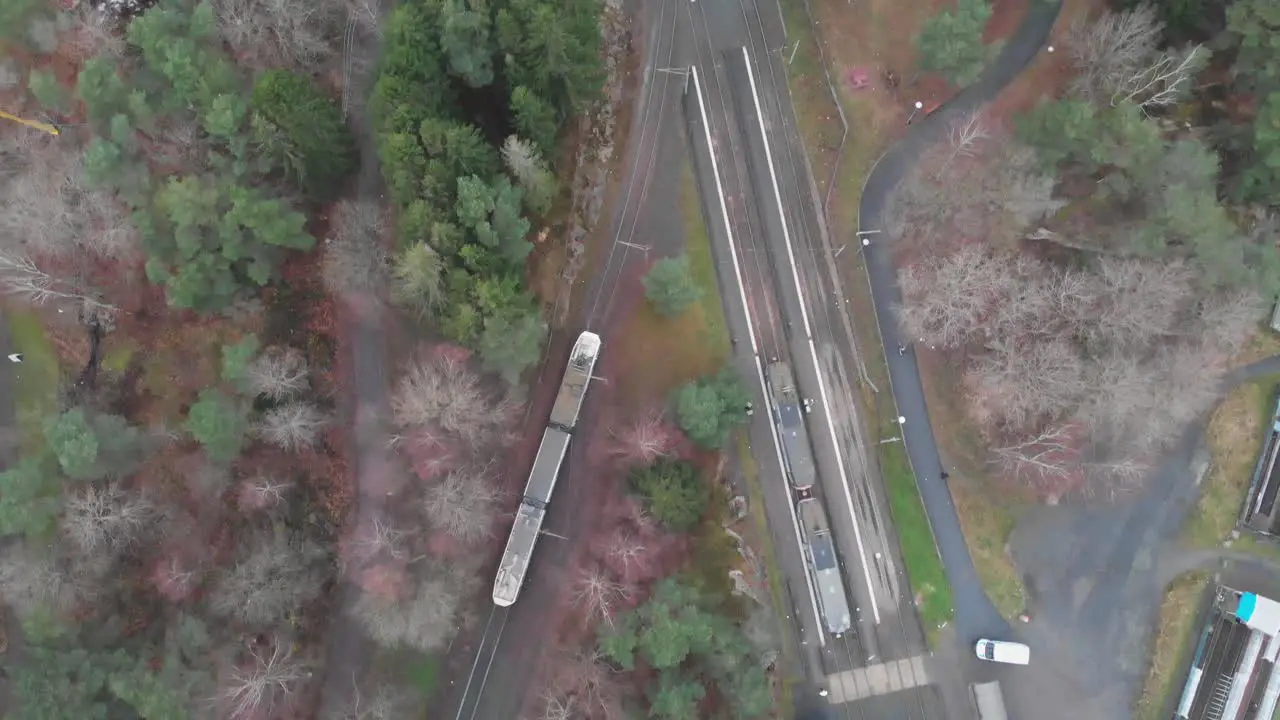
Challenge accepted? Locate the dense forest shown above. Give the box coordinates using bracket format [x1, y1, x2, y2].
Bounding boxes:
[899, 0, 1280, 500]
[0, 0, 606, 715]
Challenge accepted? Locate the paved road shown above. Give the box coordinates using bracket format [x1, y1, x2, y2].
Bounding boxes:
[1004, 353, 1280, 720]
[856, 0, 1063, 649]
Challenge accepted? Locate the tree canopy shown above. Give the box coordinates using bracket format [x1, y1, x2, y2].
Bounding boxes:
[672, 368, 751, 448]
[250, 69, 357, 201]
[1016, 99, 1280, 296]
[598, 579, 771, 719]
[915, 0, 998, 86]
[371, 0, 603, 380]
[629, 459, 708, 531]
[643, 255, 704, 317]
[185, 389, 250, 464]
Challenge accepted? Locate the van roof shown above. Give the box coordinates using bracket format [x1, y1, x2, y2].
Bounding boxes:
[988, 640, 1030, 664]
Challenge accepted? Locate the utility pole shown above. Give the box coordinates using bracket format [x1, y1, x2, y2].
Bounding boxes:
[617, 240, 651, 261]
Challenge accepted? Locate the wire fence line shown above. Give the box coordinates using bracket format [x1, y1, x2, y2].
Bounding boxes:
[793, 0, 850, 223]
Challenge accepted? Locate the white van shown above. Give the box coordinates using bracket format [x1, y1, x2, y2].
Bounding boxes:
[974, 638, 1030, 665]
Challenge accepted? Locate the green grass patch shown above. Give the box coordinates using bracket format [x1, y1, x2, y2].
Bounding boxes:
[681, 160, 731, 363]
[407, 653, 440, 696]
[736, 434, 797, 714]
[102, 340, 137, 373]
[1134, 572, 1210, 720]
[951, 477, 1024, 620]
[879, 437, 953, 643]
[1184, 375, 1280, 548]
[365, 647, 442, 705]
[775, 0, 845, 212]
[8, 310, 61, 452]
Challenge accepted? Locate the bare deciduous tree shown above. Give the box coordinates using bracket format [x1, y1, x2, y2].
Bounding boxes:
[392, 353, 509, 446]
[570, 567, 630, 627]
[324, 676, 409, 720]
[67, 7, 125, 58]
[0, 543, 107, 619]
[539, 693, 576, 720]
[209, 534, 330, 627]
[0, 252, 116, 312]
[605, 531, 648, 577]
[324, 199, 389, 296]
[885, 141, 1062, 258]
[1143, 341, 1224, 447]
[1080, 456, 1150, 499]
[423, 467, 500, 544]
[1076, 350, 1153, 442]
[350, 518, 410, 563]
[895, 246, 1014, 349]
[248, 346, 310, 401]
[609, 409, 676, 464]
[237, 475, 294, 511]
[220, 642, 311, 720]
[1086, 257, 1194, 350]
[546, 647, 623, 720]
[151, 553, 202, 603]
[0, 138, 136, 261]
[985, 253, 1061, 344]
[1112, 45, 1203, 109]
[1065, 5, 1203, 109]
[939, 111, 991, 174]
[211, 0, 343, 71]
[351, 572, 471, 653]
[1195, 291, 1266, 357]
[991, 425, 1080, 499]
[62, 483, 157, 554]
[970, 337, 1088, 430]
[346, 0, 384, 39]
[1066, 5, 1161, 102]
[260, 402, 328, 451]
[1045, 267, 1103, 336]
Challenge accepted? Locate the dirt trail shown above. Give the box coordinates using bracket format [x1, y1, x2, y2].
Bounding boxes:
[315, 9, 393, 716]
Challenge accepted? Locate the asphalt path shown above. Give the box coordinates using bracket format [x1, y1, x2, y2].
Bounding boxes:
[856, 0, 1064, 654]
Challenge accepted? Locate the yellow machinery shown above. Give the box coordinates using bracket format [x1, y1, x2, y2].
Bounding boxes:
[0, 109, 59, 136]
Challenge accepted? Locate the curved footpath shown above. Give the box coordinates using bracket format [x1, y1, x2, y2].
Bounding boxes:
[855, 0, 1064, 645]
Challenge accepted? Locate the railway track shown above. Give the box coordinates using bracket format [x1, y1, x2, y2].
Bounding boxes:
[446, 2, 680, 717]
[451, 606, 510, 720]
